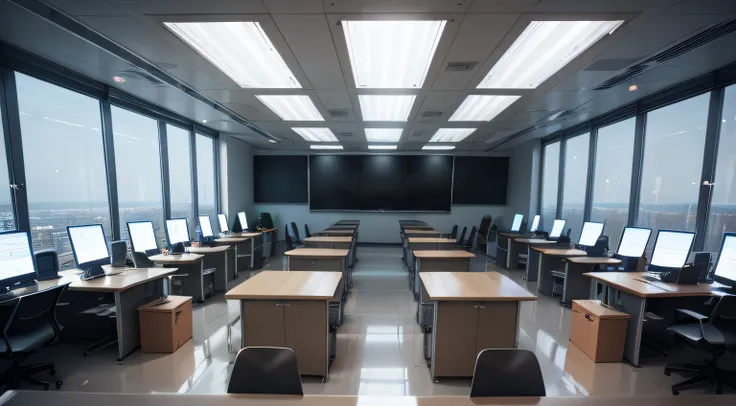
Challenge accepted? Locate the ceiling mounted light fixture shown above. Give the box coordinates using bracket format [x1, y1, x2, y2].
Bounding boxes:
[256, 95, 324, 121]
[368, 145, 398, 150]
[429, 128, 476, 143]
[292, 127, 338, 142]
[449, 95, 521, 121]
[365, 128, 403, 142]
[310, 145, 343, 150]
[422, 145, 456, 150]
[358, 95, 416, 121]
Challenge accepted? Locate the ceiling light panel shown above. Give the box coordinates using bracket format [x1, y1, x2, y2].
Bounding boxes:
[164, 22, 300, 88]
[429, 128, 476, 143]
[343, 20, 447, 88]
[423, 145, 456, 150]
[256, 95, 324, 121]
[365, 128, 403, 142]
[311, 145, 343, 150]
[477, 20, 624, 89]
[368, 145, 398, 150]
[359, 95, 416, 121]
[292, 127, 338, 142]
[449, 95, 520, 122]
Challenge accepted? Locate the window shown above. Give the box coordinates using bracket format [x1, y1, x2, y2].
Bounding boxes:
[167, 125, 192, 224]
[196, 134, 216, 217]
[591, 118, 636, 248]
[561, 133, 590, 237]
[0, 98, 13, 231]
[706, 85, 736, 251]
[15, 73, 111, 268]
[112, 107, 165, 244]
[541, 142, 560, 230]
[637, 93, 709, 245]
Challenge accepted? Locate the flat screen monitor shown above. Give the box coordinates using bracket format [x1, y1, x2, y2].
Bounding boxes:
[199, 216, 214, 238]
[511, 214, 523, 232]
[578, 222, 605, 247]
[0, 231, 37, 289]
[616, 227, 652, 258]
[238, 212, 248, 231]
[218, 214, 229, 233]
[166, 218, 190, 245]
[713, 232, 736, 287]
[127, 221, 158, 254]
[649, 230, 695, 268]
[529, 215, 540, 233]
[68, 224, 109, 266]
[549, 219, 566, 239]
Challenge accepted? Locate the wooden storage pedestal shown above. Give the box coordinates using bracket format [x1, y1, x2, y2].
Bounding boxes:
[570, 300, 630, 362]
[138, 296, 193, 353]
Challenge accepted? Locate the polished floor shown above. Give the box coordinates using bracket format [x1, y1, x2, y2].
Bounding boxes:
[22, 247, 731, 395]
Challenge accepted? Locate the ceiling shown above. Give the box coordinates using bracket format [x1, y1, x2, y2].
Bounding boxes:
[1, 0, 736, 153]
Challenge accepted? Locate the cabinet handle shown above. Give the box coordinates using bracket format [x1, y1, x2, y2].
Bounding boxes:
[473, 305, 479, 309]
[479, 305, 486, 309]
[283, 303, 290, 307]
[276, 304, 282, 307]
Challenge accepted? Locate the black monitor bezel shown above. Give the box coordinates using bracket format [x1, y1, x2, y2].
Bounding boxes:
[578, 221, 605, 247]
[0, 230, 38, 289]
[649, 229, 696, 268]
[713, 232, 736, 287]
[615, 226, 652, 258]
[66, 224, 110, 267]
[165, 218, 190, 248]
[126, 220, 159, 254]
[198, 215, 214, 238]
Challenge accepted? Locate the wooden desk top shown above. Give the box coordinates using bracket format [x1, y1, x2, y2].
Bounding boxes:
[304, 236, 353, 243]
[321, 229, 355, 235]
[421, 272, 537, 302]
[186, 245, 231, 254]
[402, 225, 434, 230]
[531, 247, 587, 256]
[565, 257, 621, 265]
[499, 232, 523, 238]
[218, 232, 262, 238]
[584, 272, 727, 298]
[259, 228, 278, 232]
[327, 225, 358, 229]
[284, 248, 350, 257]
[225, 271, 341, 300]
[404, 229, 439, 234]
[149, 253, 204, 264]
[50, 267, 177, 293]
[414, 250, 475, 259]
[515, 238, 556, 245]
[408, 237, 456, 243]
[215, 236, 251, 243]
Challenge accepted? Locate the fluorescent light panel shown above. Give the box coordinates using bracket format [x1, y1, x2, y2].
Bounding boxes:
[423, 145, 456, 150]
[358, 95, 416, 121]
[368, 145, 398, 150]
[429, 128, 476, 143]
[256, 95, 323, 121]
[365, 128, 403, 142]
[164, 22, 300, 88]
[343, 20, 447, 88]
[449, 95, 520, 122]
[478, 20, 624, 89]
[310, 145, 343, 150]
[292, 127, 337, 142]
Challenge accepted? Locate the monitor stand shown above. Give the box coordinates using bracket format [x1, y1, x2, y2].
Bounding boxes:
[716, 285, 736, 295]
[0, 279, 38, 300]
[79, 263, 105, 281]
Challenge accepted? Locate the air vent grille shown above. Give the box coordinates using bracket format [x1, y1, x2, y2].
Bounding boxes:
[410, 130, 424, 138]
[446, 61, 478, 71]
[328, 109, 349, 118]
[339, 132, 354, 137]
[421, 111, 443, 118]
[593, 65, 649, 90]
[117, 68, 166, 86]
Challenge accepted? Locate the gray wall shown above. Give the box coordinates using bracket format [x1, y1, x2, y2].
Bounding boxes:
[503, 140, 541, 228]
[220, 136, 254, 226]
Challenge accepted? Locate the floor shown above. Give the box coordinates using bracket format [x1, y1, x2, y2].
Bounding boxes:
[20, 247, 731, 395]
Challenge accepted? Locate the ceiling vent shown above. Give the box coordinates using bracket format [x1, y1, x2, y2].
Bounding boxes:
[446, 61, 478, 71]
[421, 111, 443, 118]
[328, 109, 350, 118]
[594, 18, 736, 90]
[338, 132, 354, 137]
[410, 130, 424, 138]
[117, 68, 166, 86]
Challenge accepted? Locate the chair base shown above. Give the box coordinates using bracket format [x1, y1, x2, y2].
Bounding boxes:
[665, 361, 736, 395]
[2, 361, 63, 391]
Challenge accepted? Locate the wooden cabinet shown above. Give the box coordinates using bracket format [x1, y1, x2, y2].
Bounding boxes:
[242, 301, 285, 346]
[288, 257, 344, 272]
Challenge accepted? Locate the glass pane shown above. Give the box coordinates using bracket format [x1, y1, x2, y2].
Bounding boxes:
[167, 125, 192, 225]
[196, 134, 216, 217]
[541, 142, 560, 230]
[591, 118, 636, 248]
[706, 85, 736, 251]
[112, 106, 165, 245]
[15, 73, 111, 269]
[637, 93, 709, 249]
[0, 98, 13, 231]
[561, 133, 589, 238]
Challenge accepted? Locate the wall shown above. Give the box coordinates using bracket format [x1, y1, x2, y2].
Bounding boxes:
[220, 136, 254, 225]
[503, 140, 541, 228]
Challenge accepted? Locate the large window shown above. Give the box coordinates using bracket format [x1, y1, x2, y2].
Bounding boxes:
[167, 125, 193, 223]
[706, 85, 736, 251]
[637, 93, 709, 244]
[112, 106, 165, 244]
[196, 134, 216, 218]
[561, 133, 589, 238]
[591, 118, 636, 248]
[0, 99, 13, 231]
[15, 73, 111, 268]
[541, 142, 560, 230]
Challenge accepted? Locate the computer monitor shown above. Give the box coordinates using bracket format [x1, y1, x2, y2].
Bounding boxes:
[649, 230, 695, 269]
[510, 214, 523, 233]
[165, 218, 190, 246]
[529, 215, 540, 233]
[0, 231, 37, 292]
[218, 214, 229, 233]
[578, 222, 605, 247]
[67, 224, 110, 268]
[616, 227, 652, 258]
[549, 219, 566, 239]
[127, 221, 159, 256]
[713, 232, 736, 288]
[238, 211, 248, 231]
[199, 215, 214, 238]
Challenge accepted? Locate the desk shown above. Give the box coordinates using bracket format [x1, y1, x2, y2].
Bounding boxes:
[406, 238, 458, 271]
[335, 220, 360, 225]
[225, 271, 341, 379]
[584, 271, 726, 366]
[530, 247, 586, 287]
[326, 225, 358, 230]
[412, 250, 474, 303]
[149, 254, 208, 302]
[495, 232, 526, 269]
[514, 239, 558, 280]
[420, 272, 536, 380]
[259, 227, 278, 263]
[559, 257, 621, 306]
[321, 229, 355, 236]
[285, 248, 351, 292]
[304, 236, 355, 268]
[215, 235, 256, 277]
[185, 246, 231, 292]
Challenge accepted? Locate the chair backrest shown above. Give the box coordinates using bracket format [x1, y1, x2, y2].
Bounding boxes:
[285, 228, 295, 251]
[470, 348, 546, 397]
[478, 215, 492, 237]
[450, 225, 458, 239]
[290, 222, 301, 244]
[710, 295, 736, 333]
[228, 346, 303, 395]
[304, 224, 311, 238]
[4, 283, 68, 351]
[467, 226, 477, 247]
[457, 227, 467, 245]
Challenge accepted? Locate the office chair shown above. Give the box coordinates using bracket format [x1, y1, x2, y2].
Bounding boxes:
[457, 227, 467, 246]
[227, 346, 303, 394]
[0, 284, 66, 390]
[476, 215, 493, 250]
[470, 348, 546, 397]
[304, 224, 312, 238]
[285, 228, 296, 251]
[449, 225, 458, 240]
[290, 222, 302, 245]
[664, 295, 736, 395]
[463, 226, 477, 251]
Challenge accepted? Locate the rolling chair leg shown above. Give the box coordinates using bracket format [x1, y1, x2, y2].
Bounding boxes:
[671, 375, 710, 395]
[83, 335, 118, 356]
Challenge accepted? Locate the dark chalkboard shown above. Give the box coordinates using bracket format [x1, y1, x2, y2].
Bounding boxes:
[253, 155, 308, 203]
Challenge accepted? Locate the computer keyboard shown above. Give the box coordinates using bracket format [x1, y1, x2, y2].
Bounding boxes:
[642, 273, 661, 282]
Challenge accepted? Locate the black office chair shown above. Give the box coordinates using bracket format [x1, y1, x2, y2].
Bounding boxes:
[457, 227, 467, 246]
[449, 225, 458, 240]
[285, 228, 296, 251]
[0, 284, 66, 390]
[664, 295, 736, 395]
[290, 222, 302, 245]
[476, 215, 493, 250]
[304, 224, 312, 238]
[462, 226, 477, 251]
[227, 346, 303, 394]
[470, 348, 546, 397]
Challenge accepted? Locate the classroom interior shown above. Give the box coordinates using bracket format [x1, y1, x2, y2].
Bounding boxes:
[0, 0, 736, 405]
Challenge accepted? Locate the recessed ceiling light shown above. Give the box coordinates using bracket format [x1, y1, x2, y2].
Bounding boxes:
[201, 119, 207, 123]
[422, 145, 456, 150]
[343, 20, 447, 88]
[629, 84, 638, 91]
[477, 20, 624, 89]
[429, 128, 476, 143]
[164, 22, 300, 88]
[310, 145, 343, 150]
[113, 76, 125, 84]
[449, 95, 520, 121]
[358, 95, 416, 121]
[256, 95, 324, 121]
[268, 139, 278, 144]
[368, 145, 398, 150]
[365, 128, 403, 142]
[292, 127, 338, 142]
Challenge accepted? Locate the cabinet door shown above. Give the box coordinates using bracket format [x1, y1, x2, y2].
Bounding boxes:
[284, 301, 328, 376]
[433, 301, 479, 377]
[242, 301, 285, 347]
[476, 301, 518, 355]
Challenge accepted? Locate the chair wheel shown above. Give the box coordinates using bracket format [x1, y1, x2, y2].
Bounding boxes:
[664, 369, 671, 376]
[43, 383, 50, 391]
[56, 380, 63, 389]
[672, 389, 679, 395]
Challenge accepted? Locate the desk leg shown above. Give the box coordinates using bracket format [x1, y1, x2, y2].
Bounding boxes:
[537, 256, 557, 294]
[114, 278, 164, 363]
[507, 241, 519, 270]
[414, 259, 421, 301]
[525, 247, 539, 281]
[176, 262, 206, 302]
[598, 284, 645, 366]
[250, 238, 255, 269]
[561, 263, 594, 306]
[213, 251, 228, 292]
[226, 247, 237, 281]
[233, 245, 240, 278]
